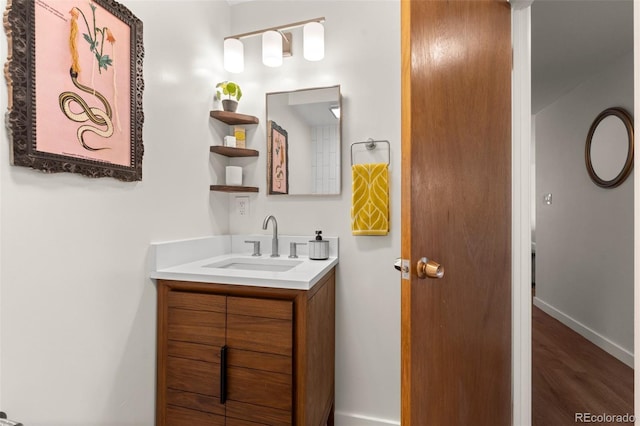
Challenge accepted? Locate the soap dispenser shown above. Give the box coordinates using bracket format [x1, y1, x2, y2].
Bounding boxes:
[308, 230, 329, 260]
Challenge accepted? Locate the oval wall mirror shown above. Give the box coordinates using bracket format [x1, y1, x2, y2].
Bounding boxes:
[585, 107, 634, 188]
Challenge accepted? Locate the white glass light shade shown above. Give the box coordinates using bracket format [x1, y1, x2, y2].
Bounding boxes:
[262, 31, 283, 67]
[303, 22, 324, 61]
[224, 38, 244, 73]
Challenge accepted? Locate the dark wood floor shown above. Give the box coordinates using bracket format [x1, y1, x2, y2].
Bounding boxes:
[532, 305, 633, 425]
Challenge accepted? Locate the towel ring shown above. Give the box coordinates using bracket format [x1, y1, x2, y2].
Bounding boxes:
[350, 138, 390, 166]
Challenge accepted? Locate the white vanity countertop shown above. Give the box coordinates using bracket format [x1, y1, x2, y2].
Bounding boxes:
[149, 235, 339, 291]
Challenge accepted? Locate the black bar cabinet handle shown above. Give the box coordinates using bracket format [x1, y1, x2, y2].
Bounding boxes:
[220, 345, 228, 404]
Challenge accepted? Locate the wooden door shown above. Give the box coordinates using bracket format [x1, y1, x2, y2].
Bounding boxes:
[401, 1, 512, 425]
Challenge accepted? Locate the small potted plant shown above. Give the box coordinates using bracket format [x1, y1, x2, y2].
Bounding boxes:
[216, 81, 242, 112]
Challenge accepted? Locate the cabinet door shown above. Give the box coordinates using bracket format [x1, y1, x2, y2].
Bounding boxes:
[165, 291, 226, 421]
[226, 297, 293, 425]
[166, 405, 225, 426]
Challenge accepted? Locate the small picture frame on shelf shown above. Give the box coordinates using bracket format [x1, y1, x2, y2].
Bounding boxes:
[234, 126, 246, 148]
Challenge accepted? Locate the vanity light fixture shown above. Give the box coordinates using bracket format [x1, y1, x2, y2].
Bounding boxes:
[223, 17, 325, 72]
[224, 38, 244, 73]
[262, 30, 283, 67]
[303, 21, 324, 61]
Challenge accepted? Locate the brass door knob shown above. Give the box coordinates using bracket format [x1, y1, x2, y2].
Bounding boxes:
[417, 257, 444, 279]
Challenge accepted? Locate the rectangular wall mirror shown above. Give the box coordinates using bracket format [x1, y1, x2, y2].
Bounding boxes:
[266, 85, 341, 195]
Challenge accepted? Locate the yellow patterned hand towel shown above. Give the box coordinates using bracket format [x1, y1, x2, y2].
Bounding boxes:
[351, 163, 389, 236]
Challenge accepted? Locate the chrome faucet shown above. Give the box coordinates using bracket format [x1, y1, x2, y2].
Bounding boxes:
[262, 215, 279, 257]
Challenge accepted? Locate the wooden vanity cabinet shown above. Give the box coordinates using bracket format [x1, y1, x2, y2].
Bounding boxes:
[156, 269, 335, 426]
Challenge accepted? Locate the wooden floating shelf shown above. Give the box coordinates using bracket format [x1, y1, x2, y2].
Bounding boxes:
[210, 185, 259, 193]
[210, 146, 259, 157]
[210, 110, 259, 125]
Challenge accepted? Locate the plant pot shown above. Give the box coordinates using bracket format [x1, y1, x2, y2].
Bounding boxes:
[222, 99, 238, 113]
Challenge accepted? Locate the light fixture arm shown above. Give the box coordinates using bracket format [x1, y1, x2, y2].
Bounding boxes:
[277, 30, 290, 44]
[224, 17, 325, 41]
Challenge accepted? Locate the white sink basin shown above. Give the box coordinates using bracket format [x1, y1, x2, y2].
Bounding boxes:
[149, 235, 338, 290]
[203, 257, 303, 272]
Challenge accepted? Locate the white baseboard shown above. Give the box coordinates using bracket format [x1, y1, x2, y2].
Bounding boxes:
[533, 297, 634, 367]
[334, 412, 400, 426]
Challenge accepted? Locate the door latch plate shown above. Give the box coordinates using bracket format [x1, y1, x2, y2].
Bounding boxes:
[401, 259, 410, 280]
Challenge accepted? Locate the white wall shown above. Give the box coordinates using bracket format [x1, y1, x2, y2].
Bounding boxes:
[0, 1, 232, 424]
[228, 2, 401, 424]
[535, 51, 634, 364]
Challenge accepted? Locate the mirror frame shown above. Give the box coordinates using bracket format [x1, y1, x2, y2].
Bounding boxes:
[585, 107, 634, 188]
[266, 85, 342, 196]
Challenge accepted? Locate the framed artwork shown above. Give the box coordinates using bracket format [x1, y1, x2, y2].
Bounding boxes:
[5, 0, 144, 181]
[267, 120, 289, 195]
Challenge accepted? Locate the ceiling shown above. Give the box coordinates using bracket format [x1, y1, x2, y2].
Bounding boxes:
[291, 102, 339, 127]
[532, 0, 633, 113]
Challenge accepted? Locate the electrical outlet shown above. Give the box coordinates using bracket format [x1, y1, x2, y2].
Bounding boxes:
[236, 196, 249, 216]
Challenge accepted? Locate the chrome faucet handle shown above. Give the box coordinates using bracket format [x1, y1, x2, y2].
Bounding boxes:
[289, 242, 307, 259]
[244, 240, 261, 256]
